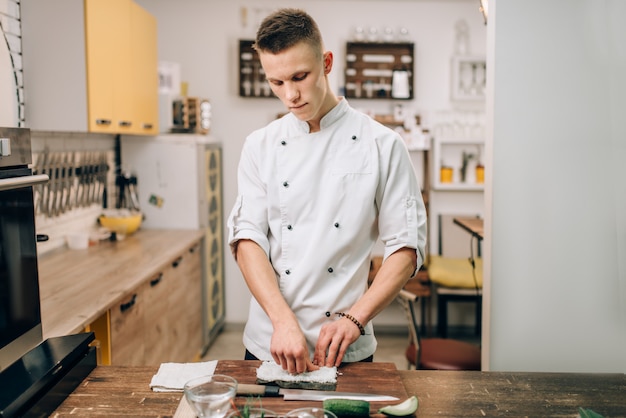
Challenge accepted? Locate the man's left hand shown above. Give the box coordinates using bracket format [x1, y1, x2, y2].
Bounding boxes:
[313, 316, 362, 367]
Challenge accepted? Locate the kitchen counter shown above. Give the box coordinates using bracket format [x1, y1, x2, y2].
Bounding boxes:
[50, 362, 626, 417]
[38, 228, 204, 339]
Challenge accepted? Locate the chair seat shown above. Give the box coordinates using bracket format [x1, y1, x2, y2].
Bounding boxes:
[428, 255, 483, 289]
[406, 339, 481, 371]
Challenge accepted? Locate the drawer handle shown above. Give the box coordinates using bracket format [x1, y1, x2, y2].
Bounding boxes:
[118, 120, 132, 127]
[172, 256, 183, 268]
[120, 294, 137, 313]
[143, 123, 153, 129]
[150, 273, 163, 287]
[96, 119, 111, 126]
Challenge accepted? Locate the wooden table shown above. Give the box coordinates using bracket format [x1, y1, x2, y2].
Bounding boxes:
[453, 216, 484, 240]
[51, 362, 626, 417]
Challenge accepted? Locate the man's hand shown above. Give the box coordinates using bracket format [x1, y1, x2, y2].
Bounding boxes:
[313, 316, 362, 367]
[270, 321, 320, 374]
[235, 240, 319, 374]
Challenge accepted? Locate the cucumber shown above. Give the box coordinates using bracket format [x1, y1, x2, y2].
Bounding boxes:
[378, 396, 418, 416]
[323, 399, 370, 417]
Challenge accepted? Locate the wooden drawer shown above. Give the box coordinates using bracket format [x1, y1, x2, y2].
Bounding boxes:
[110, 286, 145, 365]
[102, 240, 204, 365]
[167, 243, 202, 362]
[143, 266, 175, 365]
[183, 244, 202, 359]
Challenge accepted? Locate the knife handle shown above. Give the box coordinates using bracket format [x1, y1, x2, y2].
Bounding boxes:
[238, 384, 281, 397]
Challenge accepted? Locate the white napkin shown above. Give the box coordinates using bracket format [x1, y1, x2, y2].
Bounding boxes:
[150, 360, 218, 392]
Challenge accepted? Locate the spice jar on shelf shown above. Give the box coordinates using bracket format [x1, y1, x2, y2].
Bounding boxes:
[476, 164, 485, 183]
[440, 165, 453, 183]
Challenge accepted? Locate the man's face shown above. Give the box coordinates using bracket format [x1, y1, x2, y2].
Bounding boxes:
[259, 42, 333, 129]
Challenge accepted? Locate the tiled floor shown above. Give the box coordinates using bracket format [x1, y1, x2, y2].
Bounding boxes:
[202, 325, 480, 371]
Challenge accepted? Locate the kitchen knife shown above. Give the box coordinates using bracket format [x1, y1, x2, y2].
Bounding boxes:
[237, 384, 399, 401]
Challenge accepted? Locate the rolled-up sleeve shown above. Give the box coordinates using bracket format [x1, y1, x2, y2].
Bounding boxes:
[227, 138, 271, 258]
[376, 136, 427, 268]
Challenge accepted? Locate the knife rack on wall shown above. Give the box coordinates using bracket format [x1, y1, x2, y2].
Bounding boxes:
[32, 149, 111, 218]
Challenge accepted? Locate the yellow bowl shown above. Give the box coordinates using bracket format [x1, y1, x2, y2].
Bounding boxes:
[98, 213, 143, 235]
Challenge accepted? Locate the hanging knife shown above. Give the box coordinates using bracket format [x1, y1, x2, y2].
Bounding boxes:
[237, 384, 398, 401]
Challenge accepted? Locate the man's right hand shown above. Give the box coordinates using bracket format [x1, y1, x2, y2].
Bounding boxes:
[235, 240, 319, 374]
[270, 321, 320, 374]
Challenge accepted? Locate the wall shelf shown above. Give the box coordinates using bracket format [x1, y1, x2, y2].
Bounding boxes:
[238, 39, 273, 98]
[432, 137, 484, 191]
[344, 42, 414, 100]
[450, 55, 486, 102]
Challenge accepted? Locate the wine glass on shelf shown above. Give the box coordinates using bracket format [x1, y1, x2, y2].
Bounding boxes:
[474, 62, 486, 96]
[459, 62, 474, 96]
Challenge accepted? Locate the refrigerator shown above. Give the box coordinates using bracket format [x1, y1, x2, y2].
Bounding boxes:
[121, 134, 224, 353]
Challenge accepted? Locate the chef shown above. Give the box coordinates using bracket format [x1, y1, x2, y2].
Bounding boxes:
[227, 8, 427, 374]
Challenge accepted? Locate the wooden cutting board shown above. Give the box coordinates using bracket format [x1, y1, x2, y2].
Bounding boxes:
[215, 360, 409, 417]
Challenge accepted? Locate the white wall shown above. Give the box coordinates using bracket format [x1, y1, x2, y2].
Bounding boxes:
[0, 0, 21, 127]
[484, 0, 626, 372]
[134, 0, 486, 326]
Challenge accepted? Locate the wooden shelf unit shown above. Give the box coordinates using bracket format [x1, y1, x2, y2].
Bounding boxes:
[345, 42, 414, 100]
[238, 39, 274, 98]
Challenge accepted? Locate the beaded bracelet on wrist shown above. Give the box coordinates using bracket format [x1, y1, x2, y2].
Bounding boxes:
[335, 312, 365, 335]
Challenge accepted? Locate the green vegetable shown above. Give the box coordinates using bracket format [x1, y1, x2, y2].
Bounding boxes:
[578, 408, 605, 418]
[378, 396, 418, 416]
[323, 399, 370, 417]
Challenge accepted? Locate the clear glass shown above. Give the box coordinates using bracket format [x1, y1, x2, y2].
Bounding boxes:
[184, 374, 238, 418]
[284, 407, 338, 418]
[226, 407, 277, 418]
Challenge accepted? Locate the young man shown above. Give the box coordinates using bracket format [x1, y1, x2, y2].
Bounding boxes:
[227, 8, 427, 374]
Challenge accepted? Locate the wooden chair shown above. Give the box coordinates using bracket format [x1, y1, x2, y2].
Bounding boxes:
[370, 256, 432, 335]
[396, 289, 481, 370]
[428, 214, 482, 338]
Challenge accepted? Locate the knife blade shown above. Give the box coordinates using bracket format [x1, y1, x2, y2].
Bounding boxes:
[237, 384, 398, 401]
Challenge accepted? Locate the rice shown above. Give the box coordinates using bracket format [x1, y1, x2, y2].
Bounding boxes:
[256, 361, 337, 390]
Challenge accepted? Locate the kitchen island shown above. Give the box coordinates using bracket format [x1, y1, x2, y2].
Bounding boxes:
[38, 228, 205, 365]
[50, 361, 626, 417]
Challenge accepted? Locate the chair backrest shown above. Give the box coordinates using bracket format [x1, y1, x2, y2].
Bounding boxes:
[396, 289, 422, 368]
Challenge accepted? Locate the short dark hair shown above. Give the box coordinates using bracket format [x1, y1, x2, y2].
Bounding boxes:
[255, 8, 323, 58]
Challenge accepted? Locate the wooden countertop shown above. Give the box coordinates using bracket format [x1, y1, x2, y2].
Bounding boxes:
[51, 363, 626, 417]
[401, 370, 626, 417]
[38, 228, 205, 339]
[216, 361, 407, 416]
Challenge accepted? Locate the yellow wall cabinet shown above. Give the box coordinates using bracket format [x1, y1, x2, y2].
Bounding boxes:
[21, 0, 158, 135]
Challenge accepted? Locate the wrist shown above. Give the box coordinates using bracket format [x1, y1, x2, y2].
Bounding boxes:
[335, 312, 365, 335]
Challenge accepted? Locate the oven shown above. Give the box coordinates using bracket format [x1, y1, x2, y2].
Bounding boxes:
[0, 127, 49, 371]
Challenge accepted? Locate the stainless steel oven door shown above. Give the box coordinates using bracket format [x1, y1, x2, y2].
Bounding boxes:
[0, 166, 47, 370]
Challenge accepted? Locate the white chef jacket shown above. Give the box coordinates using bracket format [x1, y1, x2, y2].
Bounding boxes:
[227, 98, 426, 362]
